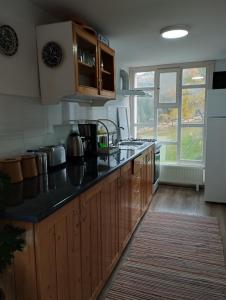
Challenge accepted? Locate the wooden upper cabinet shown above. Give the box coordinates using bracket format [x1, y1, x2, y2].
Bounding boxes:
[37, 21, 116, 105]
[73, 25, 99, 97]
[98, 42, 116, 99]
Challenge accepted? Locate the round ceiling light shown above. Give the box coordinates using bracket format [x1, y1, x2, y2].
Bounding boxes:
[160, 25, 189, 39]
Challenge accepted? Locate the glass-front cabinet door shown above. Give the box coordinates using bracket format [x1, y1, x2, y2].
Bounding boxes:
[98, 42, 116, 98]
[73, 25, 99, 96]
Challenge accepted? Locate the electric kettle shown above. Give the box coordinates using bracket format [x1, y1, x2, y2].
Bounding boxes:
[67, 131, 84, 157]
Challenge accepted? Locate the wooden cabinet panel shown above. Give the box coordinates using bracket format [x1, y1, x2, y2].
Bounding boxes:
[119, 162, 132, 250]
[35, 199, 82, 300]
[0, 221, 37, 300]
[73, 24, 99, 97]
[98, 42, 116, 98]
[80, 183, 102, 300]
[101, 170, 120, 279]
[146, 147, 154, 204]
[131, 165, 142, 229]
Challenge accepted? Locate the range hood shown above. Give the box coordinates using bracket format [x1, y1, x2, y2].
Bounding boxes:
[119, 69, 146, 96]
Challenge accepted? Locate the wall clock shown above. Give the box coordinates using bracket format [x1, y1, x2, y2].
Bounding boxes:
[0, 25, 18, 56]
[42, 41, 63, 67]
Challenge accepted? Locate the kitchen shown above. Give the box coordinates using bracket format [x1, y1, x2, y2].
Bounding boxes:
[0, 0, 226, 299]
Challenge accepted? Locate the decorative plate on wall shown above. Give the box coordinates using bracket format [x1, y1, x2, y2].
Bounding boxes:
[42, 41, 63, 67]
[0, 25, 18, 56]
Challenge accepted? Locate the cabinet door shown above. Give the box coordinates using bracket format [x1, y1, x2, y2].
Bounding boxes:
[73, 25, 99, 96]
[35, 199, 82, 300]
[80, 183, 102, 300]
[101, 170, 120, 279]
[119, 162, 132, 250]
[131, 159, 142, 229]
[146, 147, 154, 204]
[98, 42, 116, 99]
[0, 221, 37, 300]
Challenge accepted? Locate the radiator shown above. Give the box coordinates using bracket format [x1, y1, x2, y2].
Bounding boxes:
[159, 165, 204, 187]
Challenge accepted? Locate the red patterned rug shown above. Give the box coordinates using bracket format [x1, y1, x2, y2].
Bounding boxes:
[105, 212, 226, 300]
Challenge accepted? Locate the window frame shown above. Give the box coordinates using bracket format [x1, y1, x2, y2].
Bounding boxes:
[129, 61, 214, 166]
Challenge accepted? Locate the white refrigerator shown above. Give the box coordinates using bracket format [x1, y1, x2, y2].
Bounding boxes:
[205, 89, 226, 203]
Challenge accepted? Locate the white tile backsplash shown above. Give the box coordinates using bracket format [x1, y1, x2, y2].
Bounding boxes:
[0, 91, 130, 158]
[0, 94, 62, 157]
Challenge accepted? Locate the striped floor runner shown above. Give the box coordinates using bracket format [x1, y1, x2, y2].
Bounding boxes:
[105, 212, 226, 300]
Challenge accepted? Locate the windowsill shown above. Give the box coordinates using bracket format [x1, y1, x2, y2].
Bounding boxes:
[160, 162, 205, 168]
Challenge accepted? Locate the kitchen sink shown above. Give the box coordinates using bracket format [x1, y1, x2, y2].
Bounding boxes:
[119, 140, 149, 150]
[119, 141, 145, 146]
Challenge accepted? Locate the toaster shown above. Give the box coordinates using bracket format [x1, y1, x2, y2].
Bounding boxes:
[40, 145, 66, 168]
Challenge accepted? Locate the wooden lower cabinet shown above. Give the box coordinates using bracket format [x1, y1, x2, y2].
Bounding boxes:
[101, 170, 120, 279]
[80, 183, 102, 300]
[131, 156, 143, 228]
[0, 221, 37, 300]
[35, 199, 82, 300]
[146, 147, 154, 205]
[1, 147, 154, 300]
[119, 162, 132, 250]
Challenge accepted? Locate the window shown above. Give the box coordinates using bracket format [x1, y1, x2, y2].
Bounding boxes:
[131, 63, 212, 165]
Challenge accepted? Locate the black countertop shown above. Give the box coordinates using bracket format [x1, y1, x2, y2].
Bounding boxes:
[0, 144, 154, 223]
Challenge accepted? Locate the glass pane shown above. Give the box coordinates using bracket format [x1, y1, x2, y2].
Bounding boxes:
[134, 72, 155, 88]
[181, 127, 203, 161]
[159, 72, 177, 103]
[135, 93, 154, 124]
[182, 67, 206, 85]
[157, 108, 178, 142]
[136, 126, 154, 139]
[160, 144, 177, 163]
[182, 88, 205, 124]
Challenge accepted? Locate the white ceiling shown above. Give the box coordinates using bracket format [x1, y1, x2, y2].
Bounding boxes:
[31, 0, 226, 67]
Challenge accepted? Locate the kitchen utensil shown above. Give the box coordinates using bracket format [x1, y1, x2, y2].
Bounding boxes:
[40, 145, 66, 167]
[36, 152, 48, 174]
[0, 157, 23, 183]
[67, 131, 84, 157]
[27, 150, 48, 175]
[21, 155, 38, 178]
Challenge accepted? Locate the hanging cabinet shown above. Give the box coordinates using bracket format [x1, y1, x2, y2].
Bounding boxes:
[37, 21, 116, 105]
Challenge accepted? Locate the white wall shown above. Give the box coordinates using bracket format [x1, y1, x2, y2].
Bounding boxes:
[0, 0, 90, 157]
[0, 0, 64, 157]
[0, 0, 129, 157]
[215, 59, 226, 72]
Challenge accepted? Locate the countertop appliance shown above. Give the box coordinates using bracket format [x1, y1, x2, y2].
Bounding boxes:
[67, 131, 84, 157]
[40, 145, 66, 168]
[78, 123, 98, 156]
[205, 89, 226, 203]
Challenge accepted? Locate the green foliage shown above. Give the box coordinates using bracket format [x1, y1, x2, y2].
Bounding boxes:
[0, 174, 25, 273]
[0, 225, 25, 273]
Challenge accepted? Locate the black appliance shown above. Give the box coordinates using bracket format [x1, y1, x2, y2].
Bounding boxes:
[78, 123, 98, 156]
[212, 71, 226, 89]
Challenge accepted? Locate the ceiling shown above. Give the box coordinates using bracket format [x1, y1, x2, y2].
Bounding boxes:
[31, 0, 226, 67]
